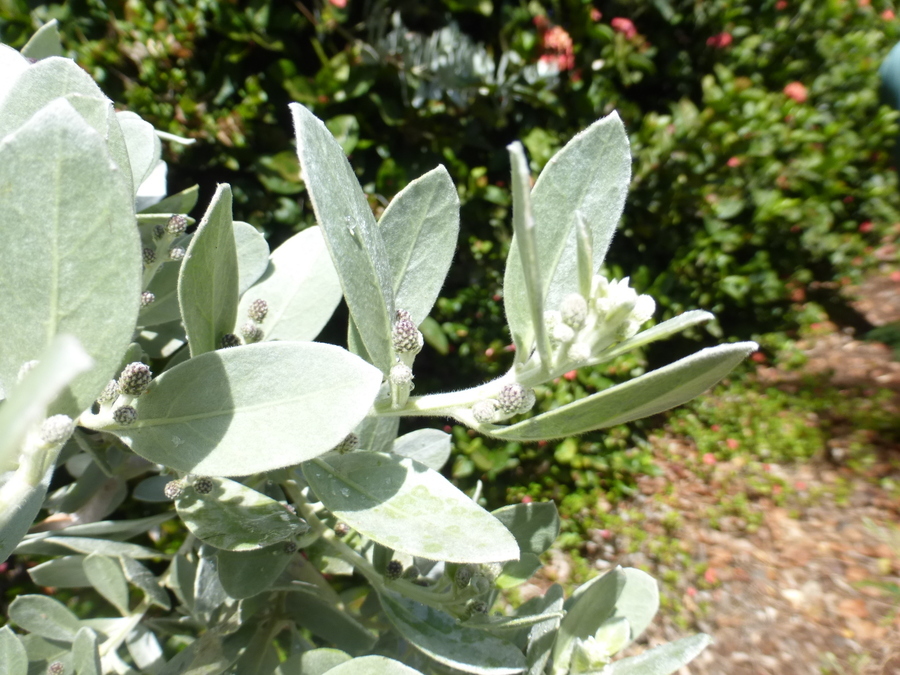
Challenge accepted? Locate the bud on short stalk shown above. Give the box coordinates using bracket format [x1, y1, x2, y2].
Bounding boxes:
[220, 333, 241, 349]
[141, 291, 156, 307]
[39, 415, 74, 447]
[248, 298, 268, 323]
[118, 362, 153, 397]
[241, 322, 264, 344]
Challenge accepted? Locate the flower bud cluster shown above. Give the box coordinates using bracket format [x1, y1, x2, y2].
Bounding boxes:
[544, 275, 655, 369]
[235, 298, 269, 346]
[392, 310, 423, 355]
[389, 309, 423, 409]
[97, 362, 153, 427]
[471, 382, 536, 424]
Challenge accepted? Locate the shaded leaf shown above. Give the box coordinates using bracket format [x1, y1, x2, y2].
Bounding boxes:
[83, 553, 130, 615]
[234, 221, 270, 296]
[285, 590, 377, 655]
[9, 595, 81, 642]
[217, 543, 295, 598]
[324, 655, 424, 674]
[0, 625, 28, 675]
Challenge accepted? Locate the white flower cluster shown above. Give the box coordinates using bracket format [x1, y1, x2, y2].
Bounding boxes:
[544, 275, 655, 368]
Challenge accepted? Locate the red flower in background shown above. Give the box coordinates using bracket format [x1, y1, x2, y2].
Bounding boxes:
[783, 81, 808, 103]
[611, 17, 637, 39]
[538, 24, 575, 71]
[590, 8, 603, 22]
[328, 0, 347, 7]
[707, 32, 733, 48]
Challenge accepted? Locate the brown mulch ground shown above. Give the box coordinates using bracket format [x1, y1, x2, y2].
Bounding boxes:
[528, 274, 900, 674]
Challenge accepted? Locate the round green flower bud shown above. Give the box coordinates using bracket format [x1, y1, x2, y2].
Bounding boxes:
[113, 406, 137, 425]
[389, 363, 413, 386]
[164, 480, 184, 499]
[40, 415, 74, 445]
[142, 247, 156, 265]
[97, 379, 119, 404]
[455, 564, 475, 588]
[567, 342, 591, 363]
[497, 383, 527, 415]
[193, 477, 214, 495]
[220, 333, 241, 349]
[47, 663, 65, 675]
[392, 310, 423, 354]
[385, 560, 404, 580]
[334, 522, 350, 537]
[17, 359, 38, 384]
[141, 291, 156, 307]
[551, 322, 575, 344]
[472, 399, 499, 424]
[166, 214, 188, 235]
[284, 541, 298, 554]
[469, 600, 488, 615]
[169, 246, 186, 261]
[241, 322, 263, 344]
[335, 433, 359, 454]
[248, 298, 268, 323]
[560, 293, 588, 329]
[153, 224, 165, 240]
[118, 362, 152, 396]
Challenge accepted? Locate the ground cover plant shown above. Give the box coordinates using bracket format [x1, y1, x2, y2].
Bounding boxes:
[0, 23, 760, 674]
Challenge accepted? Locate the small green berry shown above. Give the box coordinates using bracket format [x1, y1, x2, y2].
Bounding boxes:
[220, 333, 241, 349]
[166, 214, 188, 235]
[118, 362, 152, 396]
[164, 480, 184, 499]
[142, 247, 156, 265]
[392, 310, 423, 354]
[141, 291, 156, 307]
[40, 415, 74, 445]
[247, 298, 268, 323]
[385, 560, 403, 580]
[169, 247, 186, 261]
[241, 322, 263, 344]
[193, 477, 214, 495]
[113, 406, 137, 425]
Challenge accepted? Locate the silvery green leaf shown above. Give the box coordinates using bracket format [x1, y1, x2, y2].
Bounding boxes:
[0, 335, 92, 473]
[217, 543, 295, 598]
[505, 142, 550, 365]
[495, 553, 542, 589]
[291, 648, 351, 675]
[157, 631, 232, 675]
[487, 343, 757, 440]
[285, 590, 377, 655]
[179, 183, 239, 357]
[120, 556, 171, 610]
[233, 221, 270, 296]
[72, 627, 101, 675]
[136, 159, 168, 211]
[0, 45, 29, 110]
[236, 227, 341, 342]
[111, 342, 382, 476]
[193, 550, 228, 619]
[14, 536, 165, 559]
[175, 477, 306, 551]
[141, 184, 199, 215]
[391, 428, 451, 471]
[378, 165, 459, 325]
[304, 452, 519, 563]
[356, 414, 399, 455]
[125, 625, 165, 674]
[140, 259, 182, 327]
[491, 502, 559, 556]
[323, 656, 425, 675]
[290, 103, 395, 372]
[0, 462, 55, 565]
[20, 20, 63, 60]
[379, 592, 527, 675]
[117, 111, 162, 194]
[9, 595, 81, 642]
[525, 585, 564, 675]
[597, 310, 714, 363]
[132, 475, 173, 502]
[504, 113, 630, 359]
[0, 625, 28, 675]
[83, 553, 130, 615]
[0, 99, 139, 417]
[604, 634, 712, 675]
[167, 555, 197, 613]
[32, 512, 175, 541]
[551, 568, 658, 674]
[138, 321, 186, 360]
[28, 556, 91, 588]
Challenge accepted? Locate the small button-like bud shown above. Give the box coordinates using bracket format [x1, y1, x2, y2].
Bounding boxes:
[113, 406, 137, 425]
[166, 214, 188, 235]
[284, 541, 298, 554]
[560, 293, 588, 329]
[455, 564, 475, 587]
[334, 433, 359, 454]
[193, 477, 214, 494]
[497, 383, 527, 415]
[334, 522, 351, 537]
[247, 299, 268, 323]
[479, 562, 504, 581]
[632, 294, 656, 325]
[241, 322, 263, 344]
[385, 560, 403, 580]
[40, 415, 74, 445]
[17, 359, 39, 383]
[118, 362, 152, 396]
[472, 399, 499, 424]
[402, 565, 420, 580]
[469, 600, 489, 614]
[164, 480, 184, 499]
[153, 224, 165, 240]
[220, 333, 241, 349]
[142, 247, 156, 265]
[551, 322, 575, 344]
[392, 310, 423, 354]
[97, 379, 119, 404]
[390, 363, 413, 386]
[47, 663, 65, 675]
[568, 342, 591, 363]
[141, 291, 156, 307]
[169, 247, 186, 261]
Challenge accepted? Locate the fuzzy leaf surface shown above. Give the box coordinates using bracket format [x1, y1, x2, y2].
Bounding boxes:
[290, 103, 395, 372]
[20, 20, 62, 59]
[0, 100, 139, 417]
[83, 553, 130, 615]
[117, 110, 161, 194]
[605, 634, 712, 675]
[113, 342, 382, 476]
[324, 656, 424, 674]
[504, 113, 630, 356]
[234, 221, 270, 296]
[380, 592, 526, 675]
[390, 428, 451, 471]
[377, 165, 459, 325]
[304, 452, 518, 563]
[0, 626, 27, 675]
[179, 184, 239, 357]
[8, 595, 81, 642]
[236, 226, 341, 342]
[488, 343, 756, 440]
[217, 543, 295, 597]
[491, 502, 559, 557]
